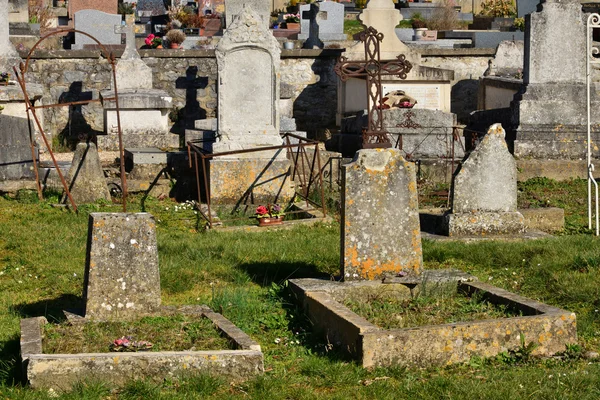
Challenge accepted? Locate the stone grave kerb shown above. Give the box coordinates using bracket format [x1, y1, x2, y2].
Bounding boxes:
[0, 0, 22, 74]
[341, 148, 423, 281]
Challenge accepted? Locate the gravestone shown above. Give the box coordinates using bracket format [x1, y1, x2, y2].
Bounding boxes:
[73, 10, 122, 50]
[298, 1, 346, 43]
[0, 114, 37, 180]
[136, 0, 167, 16]
[99, 22, 177, 151]
[83, 213, 161, 321]
[511, 0, 592, 159]
[1, 0, 21, 73]
[517, 0, 538, 17]
[66, 142, 111, 204]
[444, 124, 525, 236]
[341, 149, 422, 281]
[211, 5, 293, 204]
[225, 0, 269, 29]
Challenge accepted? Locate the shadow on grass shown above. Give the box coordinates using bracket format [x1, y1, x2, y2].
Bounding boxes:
[236, 261, 334, 288]
[10, 294, 84, 323]
[0, 337, 24, 387]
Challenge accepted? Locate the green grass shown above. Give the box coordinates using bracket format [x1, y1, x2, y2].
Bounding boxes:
[0, 179, 600, 398]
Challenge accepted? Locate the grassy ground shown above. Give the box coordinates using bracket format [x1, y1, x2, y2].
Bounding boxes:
[0, 178, 599, 398]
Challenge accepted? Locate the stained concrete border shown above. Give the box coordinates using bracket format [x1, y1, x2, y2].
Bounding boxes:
[290, 274, 576, 368]
[21, 305, 263, 390]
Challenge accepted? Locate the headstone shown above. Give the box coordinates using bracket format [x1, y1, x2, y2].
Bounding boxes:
[444, 124, 525, 236]
[299, 1, 346, 43]
[511, 0, 590, 158]
[0, 114, 37, 180]
[211, 5, 293, 204]
[341, 149, 422, 281]
[73, 10, 122, 50]
[0, 0, 22, 73]
[225, 0, 269, 29]
[83, 212, 161, 321]
[136, 0, 167, 16]
[66, 142, 111, 204]
[517, 0, 538, 17]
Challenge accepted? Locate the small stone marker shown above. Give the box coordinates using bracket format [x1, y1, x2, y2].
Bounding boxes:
[84, 213, 161, 321]
[341, 149, 422, 281]
[66, 142, 111, 204]
[445, 123, 525, 236]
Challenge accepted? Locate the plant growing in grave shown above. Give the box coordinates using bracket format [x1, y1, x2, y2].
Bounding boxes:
[166, 29, 186, 45]
[284, 13, 300, 23]
[118, 2, 135, 15]
[426, 0, 459, 31]
[478, 0, 516, 17]
[254, 204, 286, 219]
[411, 14, 428, 29]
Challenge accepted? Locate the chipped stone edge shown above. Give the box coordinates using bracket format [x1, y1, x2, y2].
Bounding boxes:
[20, 305, 264, 389]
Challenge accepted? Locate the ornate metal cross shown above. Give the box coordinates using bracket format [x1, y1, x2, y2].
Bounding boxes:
[334, 26, 413, 148]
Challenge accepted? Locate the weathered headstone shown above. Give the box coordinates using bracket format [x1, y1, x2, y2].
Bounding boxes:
[444, 124, 525, 236]
[66, 142, 111, 204]
[517, 0, 538, 17]
[298, 1, 346, 43]
[225, 0, 269, 29]
[1, 0, 21, 73]
[0, 114, 37, 180]
[341, 149, 422, 281]
[83, 213, 161, 321]
[73, 10, 122, 50]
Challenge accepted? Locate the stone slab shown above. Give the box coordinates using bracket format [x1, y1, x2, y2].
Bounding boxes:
[0, 114, 37, 180]
[124, 148, 168, 165]
[341, 149, 422, 281]
[519, 207, 565, 233]
[83, 213, 161, 321]
[443, 211, 526, 236]
[66, 142, 111, 204]
[73, 10, 122, 50]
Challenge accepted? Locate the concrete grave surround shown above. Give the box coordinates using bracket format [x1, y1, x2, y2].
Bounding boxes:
[298, 1, 346, 42]
[341, 149, 422, 281]
[73, 10, 122, 50]
[66, 142, 111, 204]
[1, 0, 22, 73]
[0, 114, 37, 180]
[225, 0, 269, 29]
[445, 124, 525, 236]
[83, 213, 161, 320]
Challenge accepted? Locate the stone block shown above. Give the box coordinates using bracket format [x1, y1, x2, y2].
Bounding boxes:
[209, 158, 294, 204]
[443, 211, 526, 236]
[194, 118, 218, 131]
[66, 142, 111, 204]
[125, 148, 168, 165]
[83, 213, 161, 321]
[280, 117, 297, 132]
[341, 149, 422, 281]
[0, 114, 37, 180]
[520, 207, 565, 233]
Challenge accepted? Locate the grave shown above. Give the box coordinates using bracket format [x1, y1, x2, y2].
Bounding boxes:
[0, 114, 37, 181]
[210, 5, 294, 204]
[443, 124, 525, 236]
[298, 1, 347, 46]
[20, 212, 264, 389]
[73, 10, 122, 50]
[65, 142, 111, 204]
[478, 40, 524, 111]
[99, 23, 178, 151]
[290, 137, 576, 368]
[224, 0, 269, 29]
[136, 0, 167, 17]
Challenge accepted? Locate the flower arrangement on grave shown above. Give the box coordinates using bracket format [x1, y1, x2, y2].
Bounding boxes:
[165, 29, 186, 48]
[478, 0, 516, 17]
[110, 336, 154, 352]
[145, 33, 163, 48]
[284, 13, 300, 23]
[168, 5, 206, 30]
[255, 204, 285, 219]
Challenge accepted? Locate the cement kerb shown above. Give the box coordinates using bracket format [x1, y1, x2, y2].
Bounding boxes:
[20, 305, 264, 389]
[289, 273, 577, 368]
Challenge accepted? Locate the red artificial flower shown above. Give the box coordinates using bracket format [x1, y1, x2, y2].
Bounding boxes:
[256, 206, 269, 216]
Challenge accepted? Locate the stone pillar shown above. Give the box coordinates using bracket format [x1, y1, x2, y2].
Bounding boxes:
[445, 124, 525, 236]
[341, 149, 422, 281]
[83, 213, 161, 321]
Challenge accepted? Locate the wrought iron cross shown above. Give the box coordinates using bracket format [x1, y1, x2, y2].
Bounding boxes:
[334, 26, 413, 148]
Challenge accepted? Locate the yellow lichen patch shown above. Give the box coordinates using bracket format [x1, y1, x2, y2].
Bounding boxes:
[113, 356, 119, 364]
[466, 342, 477, 351]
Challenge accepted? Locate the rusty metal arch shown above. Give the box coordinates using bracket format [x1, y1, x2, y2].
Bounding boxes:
[13, 28, 128, 212]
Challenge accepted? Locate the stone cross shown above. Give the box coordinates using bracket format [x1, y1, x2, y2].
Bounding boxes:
[115, 22, 139, 60]
[112, 21, 153, 90]
[0, 0, 22, 74]
[334, 27, 413, 148]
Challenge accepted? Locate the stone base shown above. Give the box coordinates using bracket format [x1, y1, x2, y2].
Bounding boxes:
[97, 131, 180, 152]
[209, 158, 294, 205]
[443, 211, 525, 236]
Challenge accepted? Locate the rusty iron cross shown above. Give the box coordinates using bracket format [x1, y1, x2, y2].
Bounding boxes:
[334, 26, 413, 148]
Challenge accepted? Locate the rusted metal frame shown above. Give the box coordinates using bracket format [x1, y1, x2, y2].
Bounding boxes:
[14, 29, 128, 212]
[303, 142, 319, 201]
[12, 65, 78, 211]
[314, 143, 327, 218]
[26, 109, 43, 200]
[201, 154, 211, 228]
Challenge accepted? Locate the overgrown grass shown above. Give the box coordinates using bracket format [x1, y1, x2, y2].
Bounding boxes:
[0, 179, 599, 398]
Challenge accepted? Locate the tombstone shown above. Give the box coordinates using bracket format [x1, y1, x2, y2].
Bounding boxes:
[478, 40, 524, 110]
[211, 5, 293, 204]
[511, 0, 591, 159]
[73, 10, 122, 50]
[1, 0, 21, 74]
[298, 1, 346, 44]
[517, 0, 538, 17]
[0, 115, 37, 180]
[83, 212, 161, 321]
[64, 142, 111, 204]
[443, 124, 525, 236]
[341, 149, 422, 281]
[99, 23, 178, 151]
[136, 0, 167, 17]
[225, 0, 269, 29]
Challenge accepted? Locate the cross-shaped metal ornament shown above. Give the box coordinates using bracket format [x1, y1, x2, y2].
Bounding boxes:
[334, 26, 413, 148]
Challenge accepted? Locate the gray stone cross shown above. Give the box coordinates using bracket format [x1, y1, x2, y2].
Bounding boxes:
[114, 22, 140, 60]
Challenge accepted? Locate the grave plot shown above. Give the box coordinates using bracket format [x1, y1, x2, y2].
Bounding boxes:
[20, 213, 263, 390]
[290, 148, 577, 368]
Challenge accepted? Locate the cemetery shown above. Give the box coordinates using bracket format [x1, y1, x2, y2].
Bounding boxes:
[1, 0, 600, 397]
